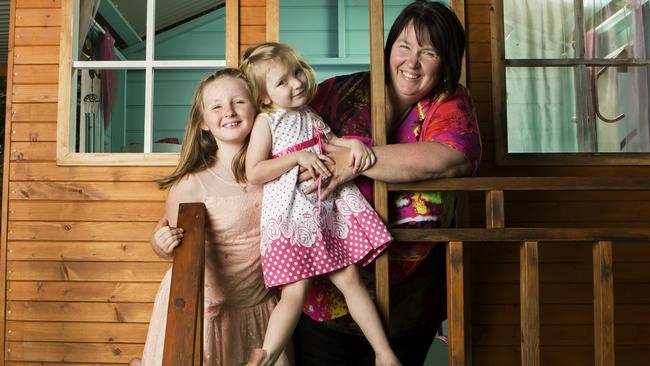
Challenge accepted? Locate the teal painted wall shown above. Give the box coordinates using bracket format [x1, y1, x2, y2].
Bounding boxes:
[279, 0, 449, 82]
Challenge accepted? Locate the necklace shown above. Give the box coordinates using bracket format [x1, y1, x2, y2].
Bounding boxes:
[207, 164, 248, 192]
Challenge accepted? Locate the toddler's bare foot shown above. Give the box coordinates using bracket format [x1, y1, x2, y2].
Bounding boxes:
[128, 358, 142, 366]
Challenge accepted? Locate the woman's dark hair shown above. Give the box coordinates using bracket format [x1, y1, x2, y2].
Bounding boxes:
[384, 0, 465, 96]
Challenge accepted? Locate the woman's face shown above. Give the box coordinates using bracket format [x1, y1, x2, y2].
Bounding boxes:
[389, 22, 441, 103]
[200, 77, 256, 146]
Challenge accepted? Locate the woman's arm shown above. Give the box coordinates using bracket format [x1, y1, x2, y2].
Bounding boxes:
[315, 141, 471, 198]
[246, 114, 333, 184]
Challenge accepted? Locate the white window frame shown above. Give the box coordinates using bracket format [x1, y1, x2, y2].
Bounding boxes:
[57, 0, 239, 166]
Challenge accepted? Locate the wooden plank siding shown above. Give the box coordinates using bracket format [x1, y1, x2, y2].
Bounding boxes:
[466, 1, 650, 365]
[1, 1, 175, 363]
[0, 0, 649, 365]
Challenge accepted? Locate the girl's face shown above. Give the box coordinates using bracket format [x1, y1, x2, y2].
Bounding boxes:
[200, 77, 256, 146]
[389, 22, 441, 103]
[263, 59, 309, 110]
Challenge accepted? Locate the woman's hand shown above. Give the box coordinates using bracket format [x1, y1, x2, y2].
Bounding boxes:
[302, 143, 359, 199]
[294, 151, 334, 181]
[151, 218, 184, 258]
[347, 139, 376, 173]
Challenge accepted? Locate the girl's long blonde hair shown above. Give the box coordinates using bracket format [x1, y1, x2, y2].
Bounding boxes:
[157, 68, 253, 189]
[240, 42, 318, 112]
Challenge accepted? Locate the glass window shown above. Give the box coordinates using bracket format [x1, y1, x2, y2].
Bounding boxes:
[497, 0, 650, 161]
[59, 0, 232, 164]
[279, 0, 448, 82]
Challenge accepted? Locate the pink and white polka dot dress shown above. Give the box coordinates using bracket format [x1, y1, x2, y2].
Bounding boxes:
[259, 107, 392, 287]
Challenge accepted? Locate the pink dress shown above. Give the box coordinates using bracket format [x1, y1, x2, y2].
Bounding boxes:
[259, 107, 392, 287]
[140, 170, 290, 366]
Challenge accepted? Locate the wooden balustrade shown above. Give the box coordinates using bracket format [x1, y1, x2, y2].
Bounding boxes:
[159, 178, 650, 366]
[380, 176, 650, 366]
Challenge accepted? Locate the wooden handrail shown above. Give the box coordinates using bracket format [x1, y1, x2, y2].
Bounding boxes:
[162, 203, 206, 366]
[388, 176, 650, 191]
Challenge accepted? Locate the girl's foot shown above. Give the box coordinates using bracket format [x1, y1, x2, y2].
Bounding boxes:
[245, 348, 267, 366]
[128, 358, 142, 366]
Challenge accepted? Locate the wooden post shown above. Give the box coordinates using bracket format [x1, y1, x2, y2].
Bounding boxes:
[162, 203, 206, 366]
[485, 190, 504, 229]
[593, 241, 615, 366]
[520, 241, 540, 366]
[447, 241, 470, 366]
[368, 0, 390, 324]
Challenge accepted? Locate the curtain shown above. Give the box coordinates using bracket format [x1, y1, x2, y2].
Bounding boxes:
[504, 0, 649, 153]
[587, 0, 649, 152]
[503, 0, 578, 152]
[78, 0, 102, 59]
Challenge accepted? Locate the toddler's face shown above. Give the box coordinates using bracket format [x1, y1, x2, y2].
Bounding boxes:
[263, 59, 309, 110]
[200, 77, 256, 145]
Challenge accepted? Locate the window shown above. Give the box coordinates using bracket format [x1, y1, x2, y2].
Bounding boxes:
[493, 0, 650, 165]
[57, 0, 237, 165]
[278, 0, 447, 81]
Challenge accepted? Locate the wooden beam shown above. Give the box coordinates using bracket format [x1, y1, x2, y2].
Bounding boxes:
[520, 241, 540, 366]
[226, 0, 239, 67]
[485, 190, 504, 228]
[593, 241, 615, 366]
[265, 0, 278, 42]
[447, 241, 470, 366]
[389, 176, 650, 192]
[393, 227, 650, 243]
[368, 0, 390, 325]
[162, 203, 206, 366]
[97, 0, 141, 46]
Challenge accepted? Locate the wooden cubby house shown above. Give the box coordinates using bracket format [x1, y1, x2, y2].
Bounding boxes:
[1, 0, 649, 364]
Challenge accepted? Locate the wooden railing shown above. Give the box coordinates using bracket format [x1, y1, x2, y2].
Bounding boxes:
[162, 203, 206, 366]
[161, 177, 650, 365]
[378, 176, 650, 366]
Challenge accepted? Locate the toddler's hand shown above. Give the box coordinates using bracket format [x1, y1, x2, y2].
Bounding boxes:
[152, 219, 184, 256]
[295, 151, 334, 181]
[348, 139, 376, 173]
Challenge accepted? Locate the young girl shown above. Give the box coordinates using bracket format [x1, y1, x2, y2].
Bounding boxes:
[242, 42, 401, 366]
[134, 68, 290, 366]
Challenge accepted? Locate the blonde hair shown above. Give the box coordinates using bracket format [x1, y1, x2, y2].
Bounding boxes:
[240, 42, 318, 112]
[157, 68, 253, 189]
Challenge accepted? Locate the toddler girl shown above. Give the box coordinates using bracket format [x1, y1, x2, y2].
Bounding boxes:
[242, 42, 401, 366]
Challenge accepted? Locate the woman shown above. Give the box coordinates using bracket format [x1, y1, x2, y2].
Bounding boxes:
[293, 1, 481, 365]
[134, 68, 290, 366]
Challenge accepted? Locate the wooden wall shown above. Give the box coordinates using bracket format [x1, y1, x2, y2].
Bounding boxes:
[465, 1, 650, 365]
[1, 0, 649, 364]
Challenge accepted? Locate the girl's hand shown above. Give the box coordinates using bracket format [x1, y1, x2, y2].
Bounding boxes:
[295, 151, 334, 181]
[151, 219, 184, 257]
[348, 139, 376, 173]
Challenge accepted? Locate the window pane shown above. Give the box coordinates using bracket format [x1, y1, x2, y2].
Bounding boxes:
[279, 0, 441, 81]
[152, 69, 216, 153]
[75, 69, 146, 153]
[584, 0, 649, 60]
[506, 67, 578, 153]
[154, 1, 226, 60]
[503, 0, 575, 59]
[78, 0, 146, 61]
[595, 65, 650, 152]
